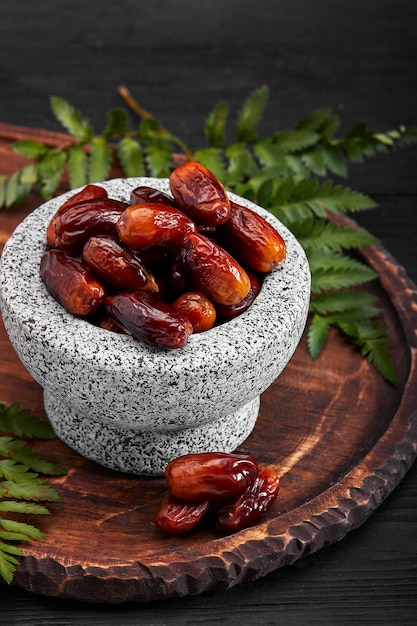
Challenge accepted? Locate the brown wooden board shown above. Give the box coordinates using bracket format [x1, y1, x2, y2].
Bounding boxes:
[0, 126, 416, 603]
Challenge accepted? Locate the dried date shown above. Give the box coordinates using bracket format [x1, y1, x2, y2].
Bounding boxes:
[82, 235, 159, 293]
[182, 233, 251, 306]
[48, 197, 129, 253]
[215, 270, 262, 322]
[105, 291, 193, 349]
[170, 162, 231, 226]
[172, 291, 216, 333]
[130, 185, 177, 207]
[165, 452, 258, 501]
[216, 466, 280, 533]
[46, 183, 108, 246]
[155, 492, 210, 534]
[40, 249, 106, 316]
[221, 201, 287, 273]
[116, 203, 196, 251]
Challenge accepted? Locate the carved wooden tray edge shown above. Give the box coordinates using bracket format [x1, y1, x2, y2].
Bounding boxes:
[7, 233, 417, 604]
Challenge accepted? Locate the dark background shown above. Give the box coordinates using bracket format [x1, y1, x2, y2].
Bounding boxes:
[1, 1, 416, 624]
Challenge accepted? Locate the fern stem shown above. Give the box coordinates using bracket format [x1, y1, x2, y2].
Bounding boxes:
[118, 85, 194, 162]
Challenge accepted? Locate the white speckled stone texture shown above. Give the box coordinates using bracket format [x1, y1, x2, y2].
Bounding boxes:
[0, 177, 311, 475]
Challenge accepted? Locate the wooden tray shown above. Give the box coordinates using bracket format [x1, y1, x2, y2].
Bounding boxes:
[0, 125, 416, 603]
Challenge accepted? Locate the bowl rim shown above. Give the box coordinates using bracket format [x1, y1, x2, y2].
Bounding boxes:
[0, 177, 311, 374]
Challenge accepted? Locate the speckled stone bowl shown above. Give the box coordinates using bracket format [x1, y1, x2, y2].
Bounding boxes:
[0, 177, 311, 475]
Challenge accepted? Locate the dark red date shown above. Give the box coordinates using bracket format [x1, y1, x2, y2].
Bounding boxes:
[116, 203, 196, 251]
[182, 233, 251, 306]
[221, 201, 287, 273]
[46, 184, 108, 247]
[216, 466, 280, 533]
[215, 270, 262, 321]
[172, 291, 216, 333]
[40, 249, 106, 316]
[155, 492, 210, 535]
[82, 235, 159, 293]
[130, 185, 177, 207]
[105, 291, 193, 349]
[169, 162, 231, 226]
[165, 452, 258, 502]
[48, 197, 129, 253]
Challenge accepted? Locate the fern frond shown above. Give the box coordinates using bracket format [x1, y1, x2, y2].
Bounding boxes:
[268, 178, 377, 225]
[308, 251, 377, 293]
[236, 85, 269, 143]
[0, 402, 56, 439]
[338, 321, 397, 384]
[296, 218, 378, 253]
[205, 101, 228, 148]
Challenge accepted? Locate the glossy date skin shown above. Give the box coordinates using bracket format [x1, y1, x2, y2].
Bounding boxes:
[154, 492, 210, 535]
[216, 466, 281, 533]
[40, 249, 106, 316]
[221, 201, 287, 273]
[170, 161, 231, 226]
[182, 233, 251, 306]
[129, 185, 177, 208]
[47, 197, 129, 254]
[82, 235, 159, 293]
[171, 290, 216, 332]
[46, 183, 108, 247]
[165, 452, 259, 501]
[105, 291, 193, 349]
[215, 270, 262, 322]
[116, 203, 196, 251]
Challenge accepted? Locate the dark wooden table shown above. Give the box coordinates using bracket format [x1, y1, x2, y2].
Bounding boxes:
[1, 1, 416, 623]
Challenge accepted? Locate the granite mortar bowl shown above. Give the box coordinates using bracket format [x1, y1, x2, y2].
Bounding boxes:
[0, 177, 311, 475]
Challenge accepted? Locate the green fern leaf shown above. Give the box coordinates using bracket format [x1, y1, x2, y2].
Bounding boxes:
[0, 501, 50, 515]
[309, 290, 379, 315]
[104, 107, 130, 138]
[19, 163, 38, 186]
[301, 148, 327, 176]
[37, 148, 67, 199]
[296, 108, 334, 132]
[320, 145, 347, 177]
[297, 219, 378, 253]
[236, 85, 268, 143]
[253, 138, 294, 172]
[0, 480, 61, 502]
[271, 129, 320, 153]
[88, 137, 112, 182]
[5, 441, 65, 476]
[194, 147, 227, 181]
[0, 402, 56, 439]
[394, 125, 417, 147]
[0, 520, 43, 541]
[0, 542, 23, 584]
[269, 178, 377, 224]
[338, 322, 397, 384]
[0, 459, 36, 483]
[308, 251, 378, 293]
[145, 144, 172, 177]
[68, 145, 88, 189]
[50, 96, 93, 143]
[117, 136, 145, 177]
[225, 142, 259, 186]
[205, 101, 228, 148]
[2, 171, 30, 208]
[307, 313, 330, 359]
[12, 139, 48, 160]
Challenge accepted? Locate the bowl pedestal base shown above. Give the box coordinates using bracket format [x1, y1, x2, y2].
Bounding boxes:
[43, 390, 260, 475]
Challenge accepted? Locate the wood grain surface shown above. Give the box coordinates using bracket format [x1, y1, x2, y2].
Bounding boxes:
[1, 0, 416, 623]
[0, 201, 416, 603]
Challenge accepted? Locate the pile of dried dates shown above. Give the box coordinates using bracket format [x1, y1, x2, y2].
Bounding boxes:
[41, 162, 286, 349]
[155, 452, 280, 534]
